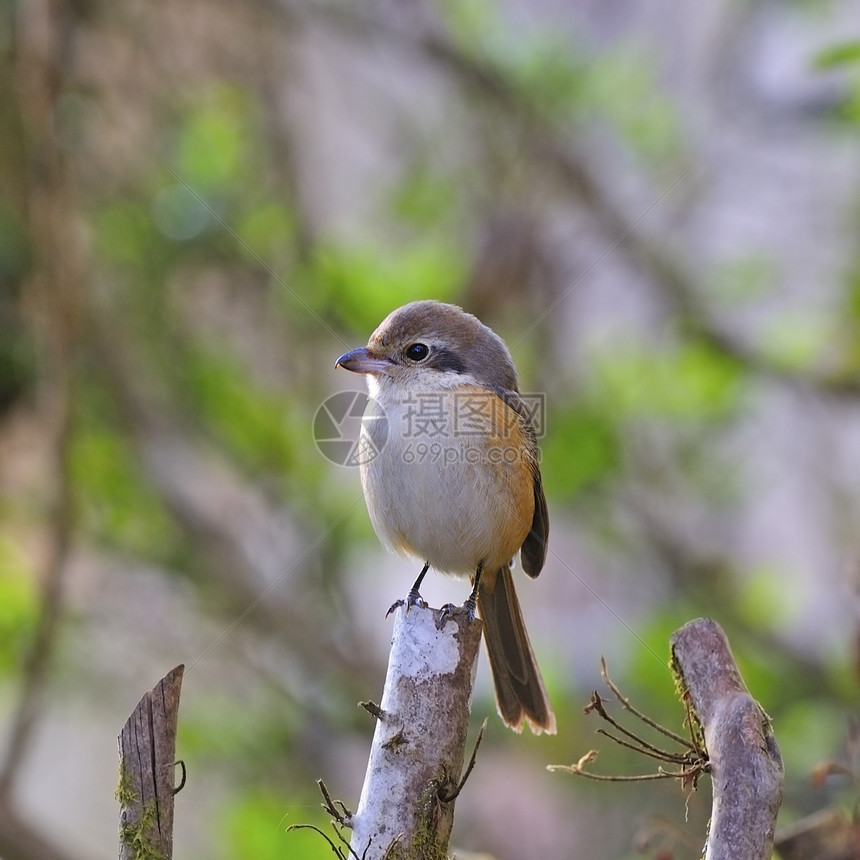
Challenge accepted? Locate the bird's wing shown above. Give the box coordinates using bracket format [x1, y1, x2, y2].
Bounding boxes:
[493, 387, 549, 578]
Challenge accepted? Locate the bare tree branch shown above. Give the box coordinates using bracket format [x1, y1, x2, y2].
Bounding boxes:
[118, 665, 185, 860]
[671, 618, 783, 860]
[0, 0, 84, 801]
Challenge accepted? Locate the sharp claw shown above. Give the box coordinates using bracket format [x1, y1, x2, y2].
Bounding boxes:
[439, 601, 477, 623]
[385, 601, 401, 619]
[386, 589, 427, 618]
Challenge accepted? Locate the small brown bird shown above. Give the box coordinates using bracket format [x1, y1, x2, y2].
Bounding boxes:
[336, 300, 555, 734]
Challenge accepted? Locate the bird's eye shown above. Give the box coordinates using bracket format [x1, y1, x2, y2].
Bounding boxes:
[405, 343, 430, 362]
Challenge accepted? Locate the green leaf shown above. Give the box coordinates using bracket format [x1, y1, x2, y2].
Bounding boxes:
[511, 33, 587, 116]
[311, 240, 465, 333]
[0, 538, 38, 674]
[387, 165, 461, 230]
[70, 386, 180, 560]
[440, 0, 499, 51]
[184, 349, 301, 478]
[630, 604, 701, 694]
[176, 86, 257, 189]
[540, 405, 618, 499]
[709, 254, 777, 303]
[222, 791, 336, 860]
[735, 566, 801, 632]
[813, 41, 860, 70]
[0, 199, 29, 279]
[236, 201, 296, 262]
[92, 201, 157, 265]
[439, 0, 588, 118]
[581, 45, 685, 162]
[594, 340, 743, 421]
[776, 700, 851, 778]
[760, 313, 830, 372]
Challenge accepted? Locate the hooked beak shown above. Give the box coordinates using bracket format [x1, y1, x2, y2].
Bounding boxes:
[335, 347, 393, 375]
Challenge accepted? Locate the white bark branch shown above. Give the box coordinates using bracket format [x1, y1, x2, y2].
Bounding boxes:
[350, 604, 482, 860]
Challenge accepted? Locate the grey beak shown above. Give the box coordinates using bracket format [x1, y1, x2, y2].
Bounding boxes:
[335, 347, 393, 375]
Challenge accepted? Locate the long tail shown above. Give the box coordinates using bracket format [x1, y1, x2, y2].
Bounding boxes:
[477, 564, 556, 735]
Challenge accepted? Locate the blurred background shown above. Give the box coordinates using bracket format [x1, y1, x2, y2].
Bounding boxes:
[0, 0, 859, 858]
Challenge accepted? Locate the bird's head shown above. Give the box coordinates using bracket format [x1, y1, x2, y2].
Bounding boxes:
[335, 300, 518, 393]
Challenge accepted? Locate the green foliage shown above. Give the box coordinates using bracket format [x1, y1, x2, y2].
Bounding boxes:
[510, 32, 588, 117]
[311, 239, 465, 334]
[580, 46, 685, 163]
[542, 340, 747, 505]
[69, 384, 181, 562]
[0, 204, 37, 410]
[812, 41, 860, 69]
[0, 318, 36, 413]
[440, 1, 683, 163]
[776, 698, 852, 779]
[176, 86, 259, 190]
[94, 84, 290, 271]
[731, 638, 803, 713]
[184, 348, 301, 478]
[179, 689, 312, 780]
[440, 0, 497, 49]
[630, 604, 704, 701]
[222, 791, 337, 860]
[0, 199, 29, 279]
[119, 800, 167, 860]
[236, 200, 296, 263]
[386, 164, 463, 231]
[735, 567, 802, 634]
[92, 200, 158, 265]
[540, 403, 618, 499]
[709, 254, 778, 303]
[760, 312, 831, 372]
[823, 647, 860, 702]
[594, 340, 744, 422]
[0, 537, 37, 674]
[441, 0, 585, 117]
[814, 58, 860, 122]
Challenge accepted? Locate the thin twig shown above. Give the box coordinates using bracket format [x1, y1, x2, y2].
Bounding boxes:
[550, 658, 709, 787]
[359, 701, 387, 721]
[0, 0, 82, 801]
[595, 728, 690, 764]
[287, 824, 348, 859]
[318, 779, 352, 826]
[586, 691, 691, 761]
[601, 657, 694, 748]
[440, 718, 486, 802]
[289, 785, 363, 860]
[380, 835, 404, 860]
[548, 751, 706, 784]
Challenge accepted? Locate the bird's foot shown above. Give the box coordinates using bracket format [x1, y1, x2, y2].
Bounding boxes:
[385, 587, 427, 618]
[440, 595, 478, 624]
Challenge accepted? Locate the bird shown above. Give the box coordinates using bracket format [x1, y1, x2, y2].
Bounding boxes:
[335, 300, 555, 735]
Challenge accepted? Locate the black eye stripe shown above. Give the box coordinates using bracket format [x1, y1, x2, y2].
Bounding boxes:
[428, 348, 465, 374]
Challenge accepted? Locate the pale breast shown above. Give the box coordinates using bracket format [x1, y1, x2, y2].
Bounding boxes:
[359, 382, 534, 576]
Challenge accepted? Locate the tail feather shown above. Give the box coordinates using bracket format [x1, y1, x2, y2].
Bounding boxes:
[477, 565, 556, 735]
